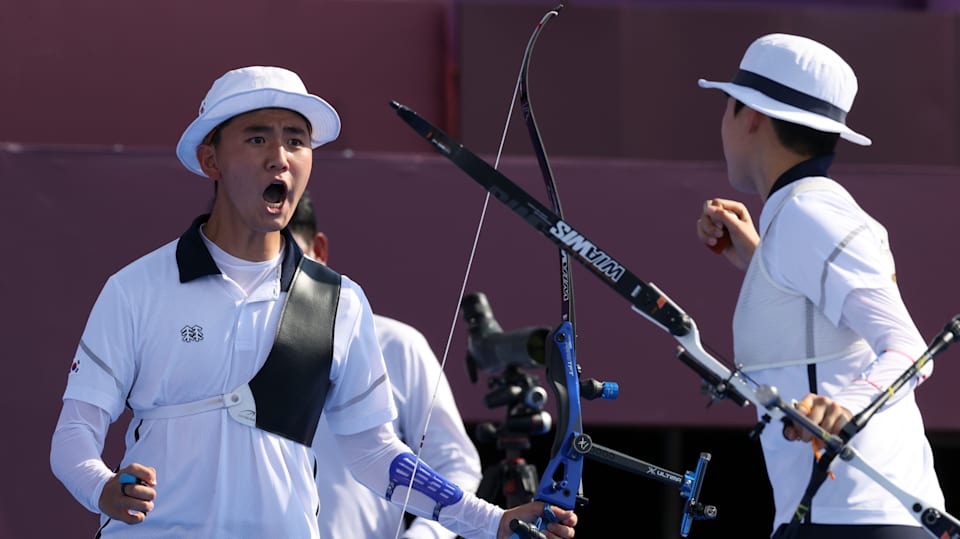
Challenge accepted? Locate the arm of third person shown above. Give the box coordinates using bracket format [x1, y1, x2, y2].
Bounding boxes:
[697, 198, 759, 271]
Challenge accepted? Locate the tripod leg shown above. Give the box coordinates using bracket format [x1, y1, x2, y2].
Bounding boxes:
[504, 460, 539, 509]
[477, 463, 504, 505]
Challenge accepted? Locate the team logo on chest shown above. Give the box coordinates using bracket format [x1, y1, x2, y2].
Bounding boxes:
[181, 325, 204, 343]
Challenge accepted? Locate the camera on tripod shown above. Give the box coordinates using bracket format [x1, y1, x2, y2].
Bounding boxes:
[461, 292, 554, 509]
[461, 291, 548, 381]
[460, 292, 553, 439]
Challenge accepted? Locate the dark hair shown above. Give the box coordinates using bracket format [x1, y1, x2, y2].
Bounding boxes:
[287, 190, 317, 240]
[204, 117, 234, 147]
[732, 99, 839, 157]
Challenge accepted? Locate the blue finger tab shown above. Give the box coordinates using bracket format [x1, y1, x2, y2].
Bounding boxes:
[541, 504, 559, 524]
[118, 473, 138, 485]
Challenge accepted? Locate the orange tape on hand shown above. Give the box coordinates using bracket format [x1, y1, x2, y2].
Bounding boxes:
[708, 229, 731, 254]
[811, 439, 836, 480]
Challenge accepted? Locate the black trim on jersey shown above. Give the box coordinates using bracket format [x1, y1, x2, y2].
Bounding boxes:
[175, 214, 301, 291]
[314, 454, 321, 517]
[767, 154, 834, 200]
[801, 362, 819, 524]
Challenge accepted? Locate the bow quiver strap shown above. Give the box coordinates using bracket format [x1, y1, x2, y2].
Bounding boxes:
[248, 256, 341, 445]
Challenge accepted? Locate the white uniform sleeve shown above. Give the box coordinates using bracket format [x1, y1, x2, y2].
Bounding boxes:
[382, 320, 482, 539]
[324, 280, 397, 435]
[331, 424, 503, 539]
[765, 189, 897, 326]
[766, 190, 931, 412]
[63, 276, 138, 420]
[50, 399, 114, 514]
[404, 516, 457, 539]
[832, 286, 932, 413]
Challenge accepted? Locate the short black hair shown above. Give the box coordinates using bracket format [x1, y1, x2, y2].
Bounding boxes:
[732, 99, 839, 157]
[287, 190, 317, 240]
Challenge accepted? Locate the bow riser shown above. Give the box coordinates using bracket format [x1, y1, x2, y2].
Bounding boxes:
[535, 321, 585, 509]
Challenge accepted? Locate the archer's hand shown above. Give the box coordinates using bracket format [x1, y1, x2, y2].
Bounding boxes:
[783, 394, 853, 442]
[98, 464, 157, 524]
[499, 502, 577, 539]
[697, 198, 759, 271]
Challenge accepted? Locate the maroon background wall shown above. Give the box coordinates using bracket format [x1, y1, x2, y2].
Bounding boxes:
[458, 3, 960, 166]
[3, 1, 960, 537]
[0, 0, 456, 150]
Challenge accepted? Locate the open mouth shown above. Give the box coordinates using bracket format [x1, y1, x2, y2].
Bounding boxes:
[263, 181, 287, 206]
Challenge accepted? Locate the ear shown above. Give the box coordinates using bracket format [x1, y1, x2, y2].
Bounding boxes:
[747, 108, 766, 134]
[311, 232, 329, 265]
[197, 144, 222, 180]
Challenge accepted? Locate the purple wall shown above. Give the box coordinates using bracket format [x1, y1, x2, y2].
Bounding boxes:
[0, 0, 455, 150]
[458, 3, 960, 166]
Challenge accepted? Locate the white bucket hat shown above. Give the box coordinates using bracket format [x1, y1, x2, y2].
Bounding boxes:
[698, 33, 871, 146]
[176, 66, 341, 177]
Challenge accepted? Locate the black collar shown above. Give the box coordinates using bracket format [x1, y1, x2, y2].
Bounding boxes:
[175, 214, 302, 291]
[767, 154, 835, 200]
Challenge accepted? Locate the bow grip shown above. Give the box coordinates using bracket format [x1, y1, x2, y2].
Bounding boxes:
[509, 504, 559, 539]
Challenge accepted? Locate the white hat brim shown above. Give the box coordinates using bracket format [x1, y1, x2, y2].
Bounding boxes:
[698, 79, 871, 146]
[176, 88, 341, 177]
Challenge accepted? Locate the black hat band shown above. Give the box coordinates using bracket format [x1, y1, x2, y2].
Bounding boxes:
[733, 69, 847, 124]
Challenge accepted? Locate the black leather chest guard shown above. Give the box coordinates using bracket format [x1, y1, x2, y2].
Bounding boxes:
[248, 256, 341, 445]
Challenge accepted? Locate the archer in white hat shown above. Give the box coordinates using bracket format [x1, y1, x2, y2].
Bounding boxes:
[695, 34, 943, 539]
[51, 65, 579, 539]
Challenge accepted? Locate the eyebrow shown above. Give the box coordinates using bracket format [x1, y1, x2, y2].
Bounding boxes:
[242, 124, 309, 136]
